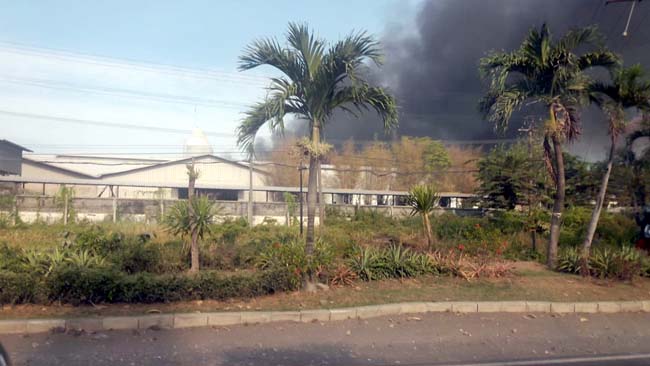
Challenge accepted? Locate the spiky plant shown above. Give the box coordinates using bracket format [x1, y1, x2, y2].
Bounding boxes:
[406, 184, 439, 250]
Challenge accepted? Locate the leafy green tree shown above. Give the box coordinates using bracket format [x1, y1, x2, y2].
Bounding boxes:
[479, 24, 619, 267]
[406, 184, 439, 250]
[236, 23, 398, 290]
[620, 123, 650, 209]
[163, 197, 218, 273]
[563, 153, 598, 207]
[477, 142, 548, 210]
[581, 65, 650, 264]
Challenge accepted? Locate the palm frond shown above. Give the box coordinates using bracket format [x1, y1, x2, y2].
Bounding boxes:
[238, 38, 305, 82]
[236, 93, 302, 152]
[556, 25, 603, 51]
[330, 84, 398, 131]
[286, 22, 325, 80]
[577, 50, 621, 71]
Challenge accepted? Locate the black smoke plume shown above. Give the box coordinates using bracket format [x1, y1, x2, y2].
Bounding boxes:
[314, 0, 650, 160]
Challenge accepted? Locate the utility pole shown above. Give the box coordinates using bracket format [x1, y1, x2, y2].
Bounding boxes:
[248, 157, 253, 225]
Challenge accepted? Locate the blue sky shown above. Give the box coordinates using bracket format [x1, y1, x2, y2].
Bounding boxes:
[0, 1, 422, 158]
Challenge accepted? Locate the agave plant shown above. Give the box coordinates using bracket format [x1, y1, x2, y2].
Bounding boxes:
[347, 245, 386, 281]
[406, 185, 439, 250]
[66, 249, 106, 269]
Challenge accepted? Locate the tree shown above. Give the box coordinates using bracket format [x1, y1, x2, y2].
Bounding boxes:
[563, 153, 598, 207]
[236, 23, 398, 290]
[622, 122, 650, 209]
[477, 142, 548, 210]
[479, 24, 619, 268]
[407, 184, 439, 250]
[581, 65, 650, 268]
[163, 196, 218, 273]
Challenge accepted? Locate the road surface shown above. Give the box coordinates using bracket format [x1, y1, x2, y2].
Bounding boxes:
[2, 312, 650, 365]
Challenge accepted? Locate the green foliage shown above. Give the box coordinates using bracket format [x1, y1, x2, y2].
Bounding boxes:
[0, 243, 24, 272]
[346, 245, 387, 281]
[407, 185, 439, 216]
[557, 245, 643, 280]
[54, 185, 76, 223]
[163, 197, 219, 241]
[236, 22, 398, 153]
[423, 140, 451, 172]
[115, 240, 163, 274]
[346, 244, 436, 281]
[477, 143, 549, 209]
[40, 267, 297, 305]
[0, 271, 42, 304]
[283, 192, 298, 225]
[560, 207, 637, 247]
[557, 247, 583, 274]
[256, 240, 333, 287]
[563, 154, 598, 207]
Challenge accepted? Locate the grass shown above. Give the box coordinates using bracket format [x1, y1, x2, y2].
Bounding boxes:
[2, 263, 649, 320]
[0, 222, 174, 250]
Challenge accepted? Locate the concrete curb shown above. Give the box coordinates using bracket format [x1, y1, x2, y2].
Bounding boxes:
[1, 300, 649, 335]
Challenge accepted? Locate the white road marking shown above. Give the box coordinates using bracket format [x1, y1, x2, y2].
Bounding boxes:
[435, 353, 650, 366]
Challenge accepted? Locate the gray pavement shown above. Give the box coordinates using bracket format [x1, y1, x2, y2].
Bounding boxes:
[2, 312, 650, 365]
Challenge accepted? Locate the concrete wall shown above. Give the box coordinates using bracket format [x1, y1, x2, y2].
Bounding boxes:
[1, 195, 481, 226]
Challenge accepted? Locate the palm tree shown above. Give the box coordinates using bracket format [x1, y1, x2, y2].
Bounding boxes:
[236, 23, 398, 289]
[163, 196, 218, 273]
[581, 65, 650, 270]
[407, 184, 439, 250]
[479, 24, 619, 268]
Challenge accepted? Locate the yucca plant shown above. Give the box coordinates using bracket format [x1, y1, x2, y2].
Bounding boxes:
[406, 185, 439, 250]
[164, 196, 219, 273]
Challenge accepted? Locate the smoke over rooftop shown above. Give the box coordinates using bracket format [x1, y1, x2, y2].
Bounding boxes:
[313, 0, 650, 160]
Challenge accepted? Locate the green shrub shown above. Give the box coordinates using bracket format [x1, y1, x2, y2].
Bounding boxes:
[0, 271, 43, 304]
[46, 266, 123, 305]
[0, 243, 23, 272]
[256, 240, 333, 287]
[560, 208, 637, 247]
[71, 225, 125, 255]
[116, 241, 163, 274]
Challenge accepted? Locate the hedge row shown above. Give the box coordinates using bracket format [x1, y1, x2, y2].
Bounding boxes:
[0, 267, 297, 305]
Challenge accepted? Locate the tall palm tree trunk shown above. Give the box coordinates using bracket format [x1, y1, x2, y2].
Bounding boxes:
[304, 124, 320, 291]
[547, 136, 565, 268]
[580, 137, 616, 273]
[318, 159, 325, 230]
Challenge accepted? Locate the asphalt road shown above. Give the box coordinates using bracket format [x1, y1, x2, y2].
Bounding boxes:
[2, 312, 650, 365]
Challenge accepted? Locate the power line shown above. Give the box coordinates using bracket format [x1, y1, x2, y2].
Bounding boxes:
[0, 109, 234, 138]
[0, 75, 254, 109]
[0, 42, 272, 85]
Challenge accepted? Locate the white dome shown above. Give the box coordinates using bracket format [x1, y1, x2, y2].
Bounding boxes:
[183, 128, 213, 157]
